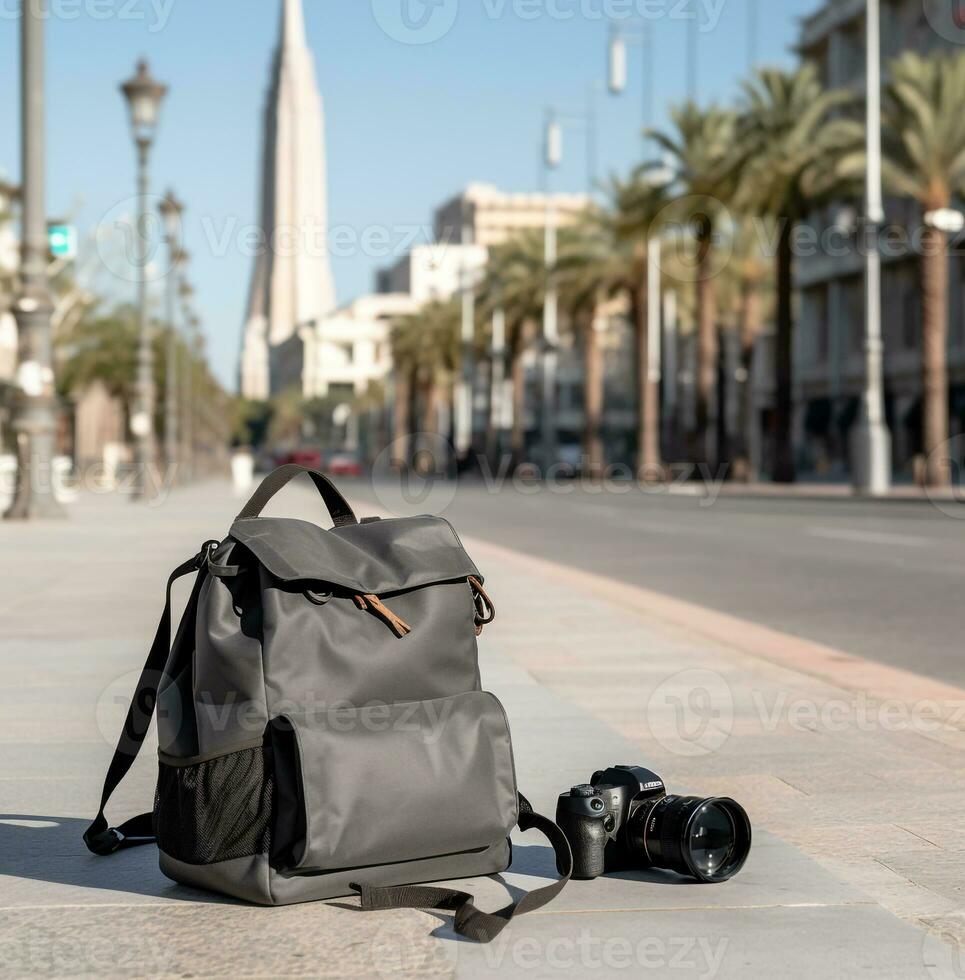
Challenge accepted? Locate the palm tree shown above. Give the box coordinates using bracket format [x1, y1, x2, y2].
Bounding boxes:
[555, 224, 610, 479]
[558, 175, 670, 478]
[879, 51, 965, 488]
[388, 314, 419, 466]
[734, 64, 857, 482]
[717, 218, 774, 481]
[57, 305, 140, 414]
[651, 104, 737, 466]
[389, 299, 460, 468]
[478, 232, 546, 468]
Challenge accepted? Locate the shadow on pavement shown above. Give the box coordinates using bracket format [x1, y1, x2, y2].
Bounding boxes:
[508, 842, 691, 885]
[0, 814, 240, 906]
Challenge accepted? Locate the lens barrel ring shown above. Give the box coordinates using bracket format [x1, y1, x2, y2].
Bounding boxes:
[642, 794, 751, 883]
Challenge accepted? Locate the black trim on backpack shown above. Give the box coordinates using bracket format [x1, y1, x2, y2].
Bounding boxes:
[83, 542, 215, 857]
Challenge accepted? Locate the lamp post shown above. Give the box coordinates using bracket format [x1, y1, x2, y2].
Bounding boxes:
[540, 102, 597, 474]
[747, 0, 759, 70]
[120, 59, 167, 501]
[541, 110, 564, 475]
[179, 277, 196, 481]
[454, 230, 477, 470]
[851, 0, 891, 495]
[687, 0, 698, 101]
[488, 306, 507, 464]
[608, 22, 654, 150]
[158, 189, 183, 479]
[609, 27, 676, 474]
[5, 0, 65, 520]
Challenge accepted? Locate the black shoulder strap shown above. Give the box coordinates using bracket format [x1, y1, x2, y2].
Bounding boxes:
[83, 542, 215, 857]
[349, 794, 572, 943]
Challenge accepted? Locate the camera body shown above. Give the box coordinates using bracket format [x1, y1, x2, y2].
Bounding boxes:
[556, 765, 666, 880]
[556, 764, 752, 883]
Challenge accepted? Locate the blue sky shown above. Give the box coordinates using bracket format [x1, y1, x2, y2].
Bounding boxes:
[0, 0, 819, 387]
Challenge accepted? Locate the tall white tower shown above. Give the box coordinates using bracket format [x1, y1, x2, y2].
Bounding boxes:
[240, 0, 336, 400]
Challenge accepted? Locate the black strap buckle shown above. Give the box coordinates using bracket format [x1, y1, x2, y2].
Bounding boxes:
[86, 826, 125, 856]
[195, 540, 221, 569]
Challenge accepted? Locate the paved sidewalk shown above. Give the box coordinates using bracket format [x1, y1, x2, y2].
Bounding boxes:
[1, 481, 963, 978]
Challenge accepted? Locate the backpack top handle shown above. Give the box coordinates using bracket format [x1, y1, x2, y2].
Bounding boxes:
[236, 464, 359, 528]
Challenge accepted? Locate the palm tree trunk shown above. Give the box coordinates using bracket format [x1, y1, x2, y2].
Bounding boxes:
[773, 219, 795, 483]
[509, 327, 528, 469]
[632, 279, 661, 477]
[921, 225, 950, 488]
[422, 381, 437, 435]
[733, 279, 761, 482]
[695, 227, 717, 467]
[582, 311, 604, 480]
[391, 369, 412, 467]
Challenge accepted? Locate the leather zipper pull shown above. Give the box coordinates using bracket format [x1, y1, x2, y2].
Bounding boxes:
[354, 594, 412, 638]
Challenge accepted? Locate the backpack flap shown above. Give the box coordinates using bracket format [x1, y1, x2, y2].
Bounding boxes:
[229, 515, 481, 595]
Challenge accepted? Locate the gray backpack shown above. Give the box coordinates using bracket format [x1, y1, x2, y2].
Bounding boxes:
[86, 465, 571, 943]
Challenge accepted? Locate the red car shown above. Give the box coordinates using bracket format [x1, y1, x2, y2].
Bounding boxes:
[325, 452, 363, 478]
[278, 448, 323, 470]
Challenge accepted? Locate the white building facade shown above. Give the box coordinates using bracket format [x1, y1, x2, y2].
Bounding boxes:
[299, 293, 419, 400]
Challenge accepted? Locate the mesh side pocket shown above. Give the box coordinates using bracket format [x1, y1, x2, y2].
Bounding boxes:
[154, 745, 273, 865]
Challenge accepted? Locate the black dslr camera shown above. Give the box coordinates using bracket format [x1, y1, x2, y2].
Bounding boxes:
[556, 765, 751, 882]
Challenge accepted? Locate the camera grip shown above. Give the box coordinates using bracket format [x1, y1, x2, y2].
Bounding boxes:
[556, 807, 607, 880]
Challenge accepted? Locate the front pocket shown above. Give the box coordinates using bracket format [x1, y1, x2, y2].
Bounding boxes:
[272, 691, 518, 873]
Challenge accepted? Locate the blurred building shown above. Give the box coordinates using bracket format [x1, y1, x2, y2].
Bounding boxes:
[289, 293, 418, 400]
[434, 182, 590, 247]
[381, 244, 488, 304]
[239, 0, 336, 400]
[791, 0, 965, 477]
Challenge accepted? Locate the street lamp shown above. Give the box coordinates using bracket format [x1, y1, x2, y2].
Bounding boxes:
[608, 23, 654, 148]
[120, 59, 167, 501]
[609, 26, 676, 474]
[539, 102, 597, 474]
[158, 189, 183, 479]
[541, 110, 562, 475]
[6, 0, 66, 520]
[850, 0, 891, 495]
[454, 259, 479, 469]
[179, 274, 197, 481]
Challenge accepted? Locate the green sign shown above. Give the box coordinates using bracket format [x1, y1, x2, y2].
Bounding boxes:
[48, 223, 77, 259]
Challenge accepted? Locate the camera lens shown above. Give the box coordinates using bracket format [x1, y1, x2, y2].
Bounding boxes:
[628, 795, 751, 883]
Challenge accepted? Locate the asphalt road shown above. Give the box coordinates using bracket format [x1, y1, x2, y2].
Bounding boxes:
[341, 476, 965, 688]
